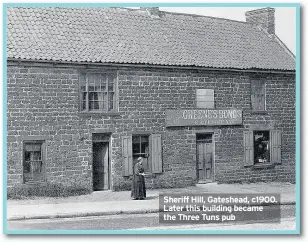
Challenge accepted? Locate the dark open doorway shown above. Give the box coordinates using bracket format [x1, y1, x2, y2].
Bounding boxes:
[92, 133, 110, 191]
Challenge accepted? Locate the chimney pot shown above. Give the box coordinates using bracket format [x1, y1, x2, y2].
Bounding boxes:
[245, 8, 275, 35]
[140, 7, 160, 18]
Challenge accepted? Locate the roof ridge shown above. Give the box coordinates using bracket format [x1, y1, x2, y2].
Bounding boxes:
[108, 7, 250, 25]
[273, 34, 296, 59]
[252, 24, 296, 59]
[9, 6, 250, 25]
[160, 9, 249, 25]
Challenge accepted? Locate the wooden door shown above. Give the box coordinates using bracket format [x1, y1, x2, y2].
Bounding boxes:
[197, 140, 213, 182]
[93, 142, 109, 190]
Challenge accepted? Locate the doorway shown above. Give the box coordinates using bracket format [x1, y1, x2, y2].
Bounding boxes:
[92, 133, 110, 190]
[196, 133, 214, 183]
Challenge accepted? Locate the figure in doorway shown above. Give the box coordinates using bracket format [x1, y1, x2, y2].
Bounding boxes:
[131, 157, 146, 200]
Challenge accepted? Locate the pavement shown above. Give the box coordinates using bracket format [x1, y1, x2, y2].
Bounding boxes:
[6, 182, 296, 221]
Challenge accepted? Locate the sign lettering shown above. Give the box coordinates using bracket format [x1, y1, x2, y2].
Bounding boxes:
[166, 109, 242, 127]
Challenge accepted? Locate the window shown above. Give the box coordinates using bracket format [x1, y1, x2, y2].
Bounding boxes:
[23, 141, 45, 183]
[251, 80, 265, 111]
[253, 131, 270, 164]
[244, 130, 281, 167]
[80, 72, 116, 112]
[196, 89, 214, 108]
[122, 134, 162, 176]
[132, 135, 150, 172]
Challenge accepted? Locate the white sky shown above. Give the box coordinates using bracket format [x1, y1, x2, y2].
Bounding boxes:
[159, 7, 296, 55]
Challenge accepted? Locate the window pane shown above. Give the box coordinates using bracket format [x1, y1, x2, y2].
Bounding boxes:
[132, 136, 140, 144]
[141, 142, 148, 154]
[82, 101, 87, 110]
[205, 101, 214, 109]
[89, 92, 98, 101]
[89, 101, 102, 110]
[196, 89, 214, 109]
[108, 84, 114, 92]
[24, 143, 44, 183]
[82, 72, 116, 112]
[96, 93, 107, 111]
[89, 93, 98, 110]
[132, 135, 149, 173]
[80, 72, 86, 91]
[197, 101, 206, 108]
[140, 136, 148, 143]
[88, 73, 95, 91]
[253, 131, 270, 164]
[94, 101, 99, 110]
[100, 74, 107, 92]
[133, 142, 141, 154]
[109, 92, 114, 110]
[89, 101, 95, 110]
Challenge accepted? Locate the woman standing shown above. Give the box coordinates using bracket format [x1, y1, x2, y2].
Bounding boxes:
[131, 157, 146, 200]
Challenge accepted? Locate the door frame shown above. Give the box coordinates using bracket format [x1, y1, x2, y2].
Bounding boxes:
[92, 133, 111, 190]
[196, 132, 215, 183]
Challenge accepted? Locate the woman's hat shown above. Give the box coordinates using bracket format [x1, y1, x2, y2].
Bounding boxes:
[137, 157, 143, 161]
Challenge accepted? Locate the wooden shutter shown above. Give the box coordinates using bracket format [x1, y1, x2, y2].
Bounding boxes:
[79, 72, 87, 111]
[270, 130, 282, 164]
[150, 134, 162, 173]
[251, 80, 265, 111]
[122, 136, 133, 176]
[196, 89, 214, 109]
[41, 142, 46, 181]
[243, 131, 254, 166]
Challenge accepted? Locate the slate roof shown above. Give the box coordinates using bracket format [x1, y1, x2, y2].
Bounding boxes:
[6, 7, 295, 70]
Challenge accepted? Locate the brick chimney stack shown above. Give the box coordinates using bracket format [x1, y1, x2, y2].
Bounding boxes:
[245, 8, 275, 35]
[140, 7, 160, 18]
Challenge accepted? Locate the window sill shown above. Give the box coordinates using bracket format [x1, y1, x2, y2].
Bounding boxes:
[78, 111, 121, 117]
[24, 181, 46, 185]
[252, 163, 275, 169]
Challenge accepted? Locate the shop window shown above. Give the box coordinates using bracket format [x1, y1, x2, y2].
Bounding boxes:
[244, 130, 281, 167]
[122, 134, 162, 176]
[23, 141, 45, 183]
[253, 131, 270, 164]
[132, 135, 150, 172]
[196, 89, 214, 109]
[251, 80, 265, 111]
[80, 72, 117, 112]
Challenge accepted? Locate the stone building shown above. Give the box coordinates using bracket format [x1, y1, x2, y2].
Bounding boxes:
[6, 7, 296, 192]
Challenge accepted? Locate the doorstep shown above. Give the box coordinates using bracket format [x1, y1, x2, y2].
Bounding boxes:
[197, 180, 214, 184]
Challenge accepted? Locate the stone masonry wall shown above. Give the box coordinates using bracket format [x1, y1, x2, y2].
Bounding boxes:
[7, 61, 296, 191]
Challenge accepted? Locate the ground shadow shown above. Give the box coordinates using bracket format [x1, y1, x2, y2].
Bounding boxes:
[144, 195, 158, 200]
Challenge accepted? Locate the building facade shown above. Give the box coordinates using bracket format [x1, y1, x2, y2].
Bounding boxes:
[6, 7, 296, 192]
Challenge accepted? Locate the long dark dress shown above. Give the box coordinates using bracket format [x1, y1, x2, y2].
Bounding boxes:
[131, 162, 146, 199]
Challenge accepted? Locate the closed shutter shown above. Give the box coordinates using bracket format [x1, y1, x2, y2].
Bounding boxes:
[41, 142, 46, 181]
[196, 89, 214, 109]
[243, 131, 254, 166]
[270, 130, 282, 164]
[251, 80, 265, 111]
[122, 136, 133, 176]
[79, 72, 87, 111]
[150, 134, 163, 173]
